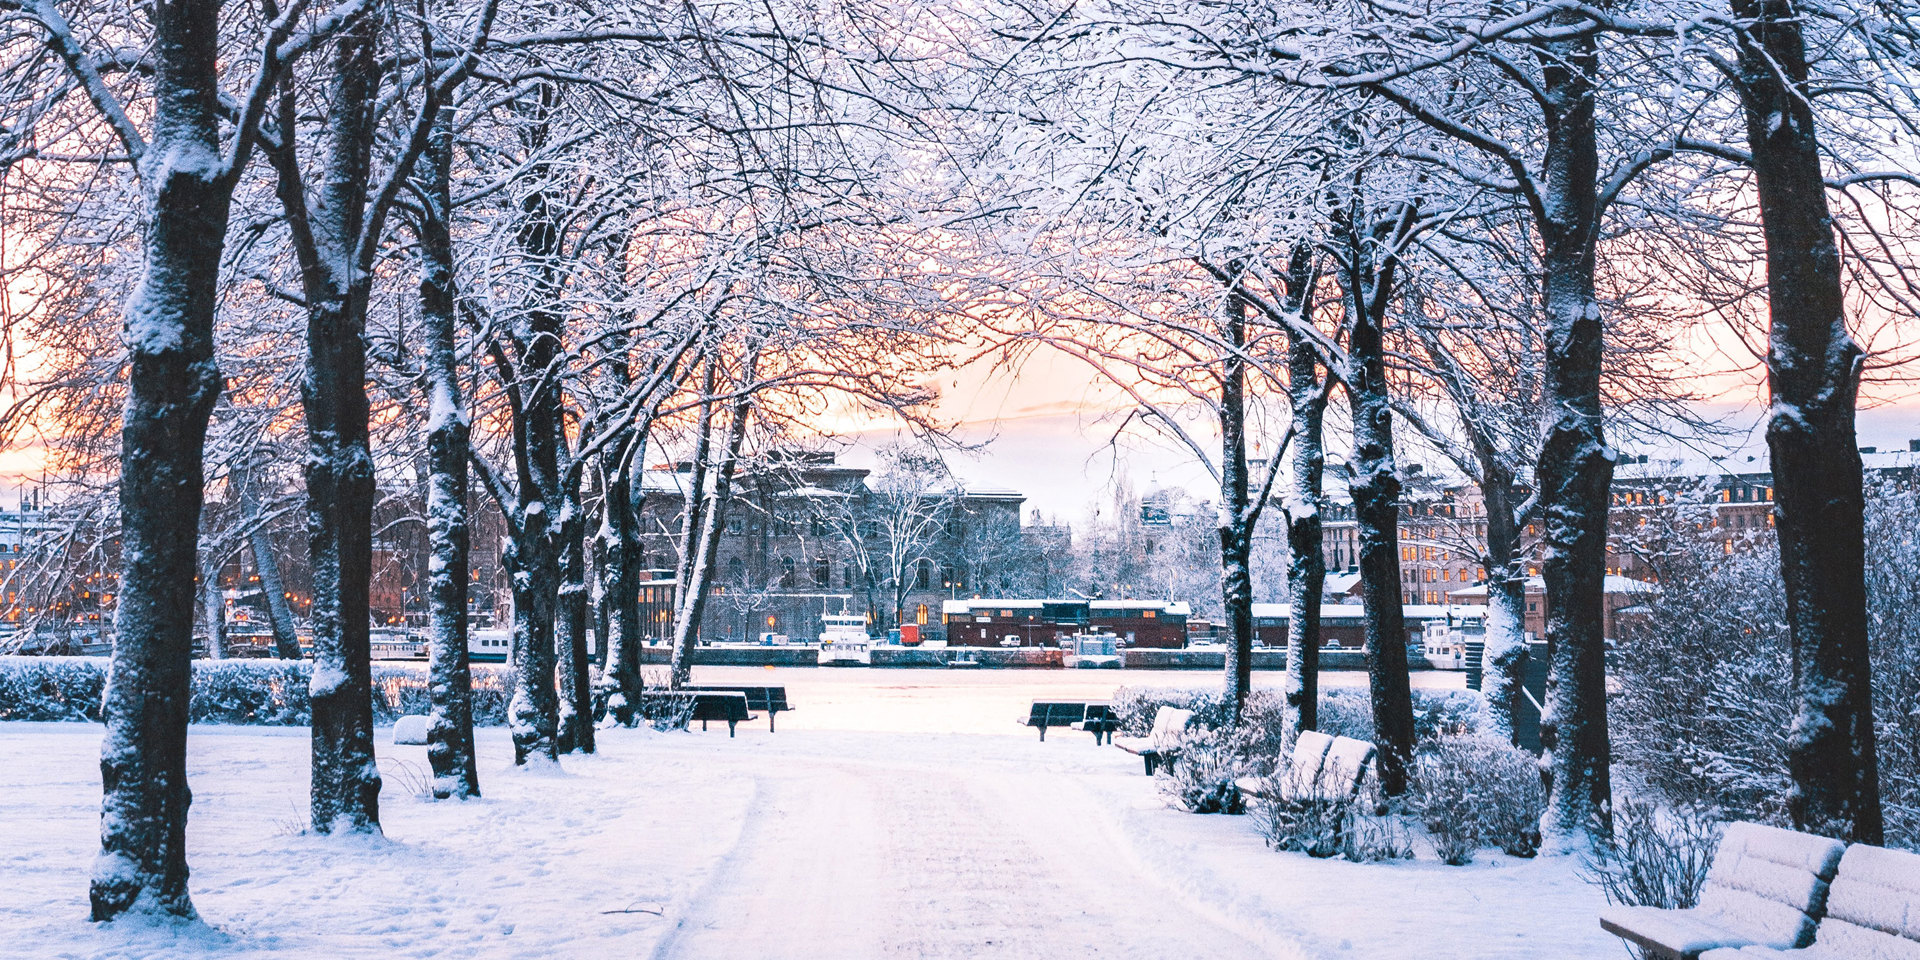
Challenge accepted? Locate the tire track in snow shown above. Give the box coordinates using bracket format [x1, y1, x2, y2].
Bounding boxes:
[654, 755, 1282, 959]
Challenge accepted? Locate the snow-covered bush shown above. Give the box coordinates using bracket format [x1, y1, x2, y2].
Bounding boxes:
[1612, 479, 1920, 847]
[1410, 735, 1545, 864]
[1157, 729, 1245, 814]
[1582, 798, 1722, 911]
[0, 656, 512, 725]
[636, 687, 696, 731]
[0, 655, 104, 721]
[1114, 685, 1479, 751]
[1255, 791, 1355, 858]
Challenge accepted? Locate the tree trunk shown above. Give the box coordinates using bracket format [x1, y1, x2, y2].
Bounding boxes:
[419, 102, 479, 799]
[1218, 288, 1255, 724]
[594, 436, 645, 724]
[91, 0, 230, 921]
[1476, 462, 1529, 744]
[297, 9, 383, 832]
[1533, 25, 1614, 849]
[1347, 355, 1415, 796]
[1732, 0, 1881, 844]
[235, 460, 302, 659]
[1339, 209, 1417, 797]
[201, 564, 226, 659]
[1282, 249, 1325, 733]
[670, 378, 754, 688]
[505, 530, 560, 763]
[555, 527, 595, 753]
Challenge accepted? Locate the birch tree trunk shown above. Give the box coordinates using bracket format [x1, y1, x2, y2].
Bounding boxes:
[201, 566, 226, 660]
[1476, 461, 1529, 745]
[670, 374, 754, 688]
[1218, 289, 1255, 724]
[235, 461, 302, 659]
[418, 102, 479, 799]
[1534, 25, 1614, 849]
[1732, 0, 1882, 844]
[91, 0, 230, 919]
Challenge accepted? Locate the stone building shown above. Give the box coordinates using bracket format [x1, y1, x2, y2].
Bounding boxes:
[636, 451, 1027, 643]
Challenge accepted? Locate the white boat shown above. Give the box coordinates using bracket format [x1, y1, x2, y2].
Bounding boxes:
[468, 628, 511, 663]
[1419, 621, 1475, 670]
[815, 613, 872, 666]
[370, 627, 428, 661]
[1063, 632, 1123, 669]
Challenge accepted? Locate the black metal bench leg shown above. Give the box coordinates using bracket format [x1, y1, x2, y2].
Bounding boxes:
[1039, 725, 1047, 742]
[769, 712, 776, 733]
[702, 718, 709, 731]
[728, 720, 736, 738]
[1144, 754, 1157, 776]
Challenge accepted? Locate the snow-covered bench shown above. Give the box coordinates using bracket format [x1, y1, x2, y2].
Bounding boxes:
[1233, 731, 1376, 804]
[1599, 821, 1845, 960]
[1696, 841, 1920, 960]
[1111, 706, 1194, 775]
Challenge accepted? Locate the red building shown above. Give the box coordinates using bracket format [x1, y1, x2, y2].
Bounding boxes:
[939, 598, 1190, 648]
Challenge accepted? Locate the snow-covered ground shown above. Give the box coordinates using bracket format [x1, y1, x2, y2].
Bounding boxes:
[0, 669, 1618, 959]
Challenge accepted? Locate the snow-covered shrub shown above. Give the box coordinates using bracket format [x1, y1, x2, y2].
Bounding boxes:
[1157, 729, 1245, 814]
[0, 656, 512, 726]
[1341, 810, 1415, 862]
[1612, 479, 1920, 848]
[0, 655, 106, 720]
[1410, 735, 1545, 864]
[1315, 687, 1482, 745]
[1583, 798, 1722, 910]
[1254, 783, 1364, 859]
[636, 687, 696, 731]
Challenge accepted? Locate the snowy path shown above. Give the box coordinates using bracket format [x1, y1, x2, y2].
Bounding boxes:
[1, 671, 1619, 960]
[651, 756, 1280, 959]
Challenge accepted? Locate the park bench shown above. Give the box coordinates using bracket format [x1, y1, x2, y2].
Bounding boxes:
[1598, 821, 1845, 960]
[683, 686, 794, 732]
[1233, 731, 1377, 805]
[1072, 703, 1119, 745]
[1111, 706, 1195, 775]
[1019, 701, 1088, 741]
[1693, 841, 1920, 959]
[665, 692, 757, 737]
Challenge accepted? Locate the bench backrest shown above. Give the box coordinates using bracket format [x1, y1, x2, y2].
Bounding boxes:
[684, 686, 791, 712]
[1696, 821, 1846, 949]
[1811, 842, 1920, 957]
[1319, 736, 1376, 797]
[1282, 731, 1335, 792]
[1028, 702, 1087, 725]
[1148, 707, 1194, 749]
[689, 693, 752, 721]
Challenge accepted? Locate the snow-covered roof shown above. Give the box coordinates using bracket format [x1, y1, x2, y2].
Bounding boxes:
[1089, 600, 1191, 615]
[1250, 602, 1487, 621]
[1446, 575, 1657, 599]
[1324, 572, 1363, 595]
[773, 484, 853, 499]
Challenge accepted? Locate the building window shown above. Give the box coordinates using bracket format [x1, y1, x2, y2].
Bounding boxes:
[781, 557, 796, 588]
[813, 557, 831, 586]
[726, 514, 745, 535]
[915, 559, 935, 590]
[916, 604, 928, 625]
[727, 557, 744, 584]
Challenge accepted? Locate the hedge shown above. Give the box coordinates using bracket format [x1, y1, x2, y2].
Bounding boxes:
[0, 655, 513, 726]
